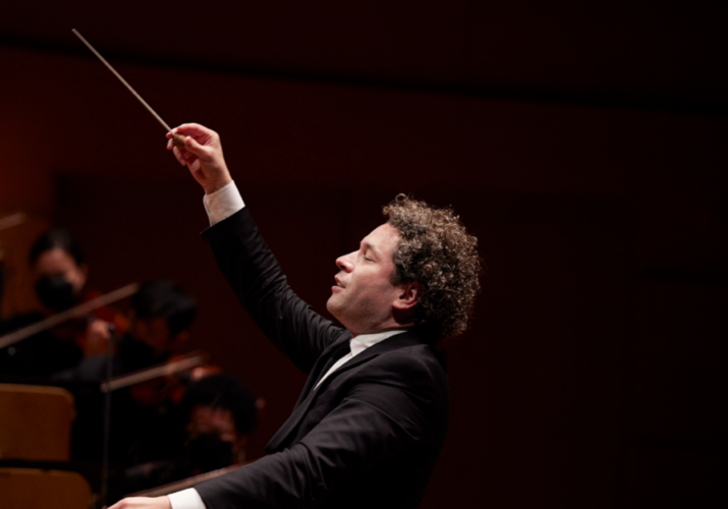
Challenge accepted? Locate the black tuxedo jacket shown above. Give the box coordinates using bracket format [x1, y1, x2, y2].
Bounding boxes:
[196, 208, 450, 509]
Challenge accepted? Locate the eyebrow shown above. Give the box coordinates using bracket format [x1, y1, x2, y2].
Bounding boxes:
[362, 241, 379, 257]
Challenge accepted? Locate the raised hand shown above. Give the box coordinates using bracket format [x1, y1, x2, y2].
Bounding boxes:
[167, 124, 232, 195]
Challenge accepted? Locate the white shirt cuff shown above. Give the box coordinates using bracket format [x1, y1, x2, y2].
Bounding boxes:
[168, 488, 206, 509]
[203, 181, 245, 226]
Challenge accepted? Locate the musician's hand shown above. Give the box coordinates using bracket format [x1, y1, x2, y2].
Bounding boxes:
[108, 496, 171, 509]
[83, 319, 111, 356]
[167, 124, 232, 195]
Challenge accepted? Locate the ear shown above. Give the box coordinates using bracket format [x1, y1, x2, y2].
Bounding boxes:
[392, 282, 423, 311]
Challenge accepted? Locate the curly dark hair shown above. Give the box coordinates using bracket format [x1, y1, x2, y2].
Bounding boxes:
[383, 194, 481, 341]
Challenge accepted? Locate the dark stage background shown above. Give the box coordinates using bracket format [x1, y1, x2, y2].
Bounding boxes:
[1, 2, 726, 508]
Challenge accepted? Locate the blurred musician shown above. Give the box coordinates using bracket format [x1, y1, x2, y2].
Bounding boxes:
[59, 279, 198, 464]
[123, 372, 258, 495]
[0, 228, 123, 379]
[54, 279, 197, 383]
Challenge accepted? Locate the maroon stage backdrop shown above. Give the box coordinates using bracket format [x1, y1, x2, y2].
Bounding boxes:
[2, 43, 726, 508]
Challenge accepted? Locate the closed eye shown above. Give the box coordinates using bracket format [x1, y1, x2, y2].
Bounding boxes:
[360, 241, 377, 262]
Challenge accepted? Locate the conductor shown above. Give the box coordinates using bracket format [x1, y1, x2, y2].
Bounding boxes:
[111, 124, 481, 509]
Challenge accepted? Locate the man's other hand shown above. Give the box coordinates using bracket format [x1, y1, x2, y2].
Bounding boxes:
[167, 123, 233, 195]
[108, 496, 172, 509]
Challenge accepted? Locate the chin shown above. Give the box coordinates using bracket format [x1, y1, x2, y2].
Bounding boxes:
[326, 299, 347, 326]
[326, 297, 338, 317]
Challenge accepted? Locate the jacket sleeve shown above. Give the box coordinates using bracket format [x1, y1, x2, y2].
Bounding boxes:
[194, 353, 438, 509]
[201, 207, 343, 374]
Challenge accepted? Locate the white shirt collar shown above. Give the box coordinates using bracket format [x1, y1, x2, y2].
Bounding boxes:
[313, 329, 408, 391]
[349, 329, 407, 356]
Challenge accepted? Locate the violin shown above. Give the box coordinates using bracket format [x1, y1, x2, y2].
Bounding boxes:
[102, 351, 221, 407]
[0, 283, 138, 351]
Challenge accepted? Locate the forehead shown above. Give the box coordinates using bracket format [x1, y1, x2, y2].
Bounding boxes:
[363, 223, 400, 252]
[34, 247, 78, 273]
[191, 405, 236, 431]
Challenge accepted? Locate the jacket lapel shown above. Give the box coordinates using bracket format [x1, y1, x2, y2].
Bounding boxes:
[265, 331, 427, 453]
[266, 334, 351, 453]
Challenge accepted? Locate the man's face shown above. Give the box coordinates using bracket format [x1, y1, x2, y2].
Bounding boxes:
[326, 223, 402, 334]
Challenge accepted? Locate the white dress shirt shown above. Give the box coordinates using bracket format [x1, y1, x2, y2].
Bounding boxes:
[168, 182, 405, 509]
[202, 181, 246, 226]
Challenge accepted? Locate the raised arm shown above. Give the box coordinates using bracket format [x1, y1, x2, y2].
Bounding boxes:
[201, 206, 343, 373]
[170, 124, 343, 372]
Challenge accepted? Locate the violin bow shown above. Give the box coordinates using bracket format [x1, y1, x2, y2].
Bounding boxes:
[0, 212, 26, 232]
[0, 283, 140, 350]
[100, 351, 211, 393]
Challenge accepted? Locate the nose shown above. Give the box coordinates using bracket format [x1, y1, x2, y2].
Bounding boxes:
[336, 252, 355, 272]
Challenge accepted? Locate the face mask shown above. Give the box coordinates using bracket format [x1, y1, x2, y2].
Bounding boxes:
[35, 275, 77, 312]
[185, 433, 235, 472]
